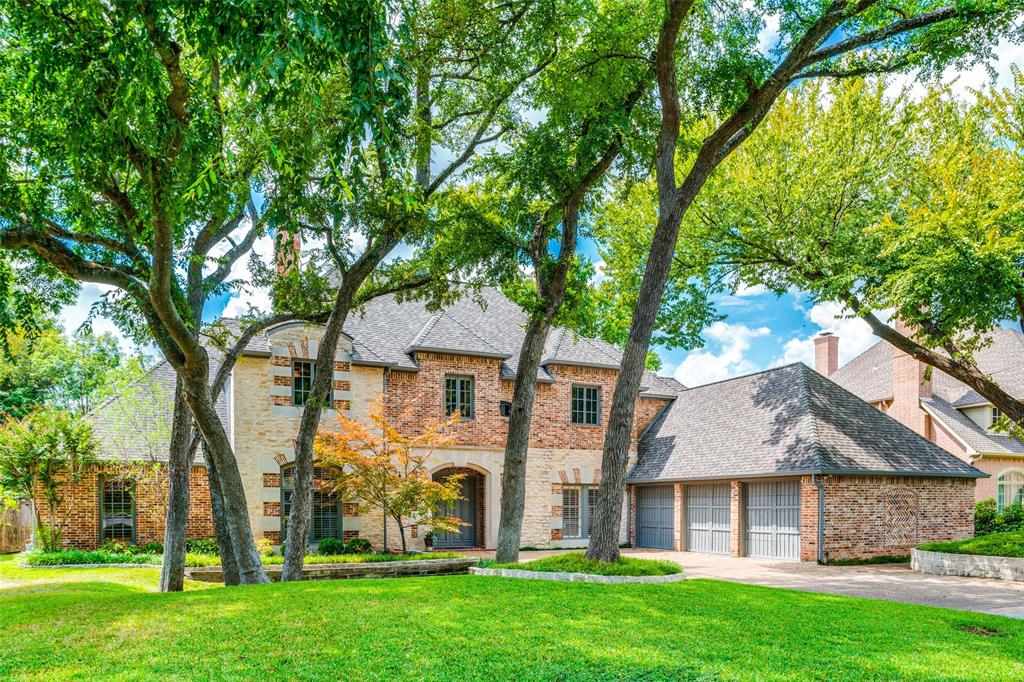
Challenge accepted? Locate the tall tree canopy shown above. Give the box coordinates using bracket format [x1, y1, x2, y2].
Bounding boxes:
[0, 0, 400, 585]
[586, 0, 1024, 562]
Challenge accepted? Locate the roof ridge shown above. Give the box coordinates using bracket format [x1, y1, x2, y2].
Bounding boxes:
[796, 364, 827, 471]
[546, 327, 567, 360]
[679, 361, 807, 393]
[406, 312, 443, 350]
[438, 310, 505, 354]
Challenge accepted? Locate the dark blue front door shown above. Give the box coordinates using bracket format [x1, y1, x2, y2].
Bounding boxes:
[434, 471, 477, 549]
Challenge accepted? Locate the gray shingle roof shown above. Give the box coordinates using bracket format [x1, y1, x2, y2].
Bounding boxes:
[830, 327, 1024, 454]
[831, 327, 1024, 405]
[243, 287, 680, 396]
[921, 396, 1024, 455]
[631, 363, 984, 482]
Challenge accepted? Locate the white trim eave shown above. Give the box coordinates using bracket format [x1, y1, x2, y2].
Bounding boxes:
[919, 402, 978, 455]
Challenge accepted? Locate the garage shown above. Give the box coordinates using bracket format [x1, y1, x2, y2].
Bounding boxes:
[686, 483, 730, 554]
[636, 485, 675, 549]
[745, 480, 801, 560]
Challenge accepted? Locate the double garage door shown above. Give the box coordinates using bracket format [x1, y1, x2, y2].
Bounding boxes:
[636, 481, 800, 560]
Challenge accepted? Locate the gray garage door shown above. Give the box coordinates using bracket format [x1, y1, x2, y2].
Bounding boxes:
[745, 480, 801, 560]
[636, 485, 675, 550]
[686, 484, 731, 554]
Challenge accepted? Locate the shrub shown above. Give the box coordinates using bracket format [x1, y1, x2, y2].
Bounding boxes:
[22, 550, 160, 566]
[919, 531, 1024, 558]
[975, 499, 1024, 536]
[317, 538, 346, 555]
[185, 538, 219, 555]
[136, 542, 164, 555]
[255, 537, 274, 557]
[345, 538, 372, 554]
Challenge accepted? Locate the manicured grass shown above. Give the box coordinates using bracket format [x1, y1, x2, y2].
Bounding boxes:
[486, 551, 682, 576]
[3, 554, 1022, 681]
[21, 550, 466, 568]
[919, 531, 1024, 558]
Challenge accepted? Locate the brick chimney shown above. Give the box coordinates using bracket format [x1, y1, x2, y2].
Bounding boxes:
[889, 320, 932, 437]
[813, 333, 839, 377]
[274, 227, 301, 276]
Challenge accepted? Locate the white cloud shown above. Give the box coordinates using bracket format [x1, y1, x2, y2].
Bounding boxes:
[673, 321, 771, 387]
[592, 260, 607, 283]
[887, 39, 1024, 101]
[59, 283, 132, 352]
[775, 301, 890, 368]
[757, 13, 781, 56]
[734, 282, 768, 297]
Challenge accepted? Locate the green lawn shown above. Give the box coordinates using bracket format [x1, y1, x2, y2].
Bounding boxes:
[2, 554, 1023, 681]
[486, 551, 682, 576]
[919, 531, 1024, 558]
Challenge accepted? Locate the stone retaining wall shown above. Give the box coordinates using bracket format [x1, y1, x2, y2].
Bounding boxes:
[469, 566, 685, 584]
[186, 557, 478, 583]
[911, 548, 1024, 582]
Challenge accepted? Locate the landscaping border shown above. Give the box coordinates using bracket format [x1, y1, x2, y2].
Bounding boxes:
[469, 566, 685, 584]
[911, 548, 1024, 582]
[22, 562, 161, 569]
[187, 557, 478, 582]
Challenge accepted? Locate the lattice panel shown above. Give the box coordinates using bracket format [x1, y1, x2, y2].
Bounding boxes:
[884, 488, 919, 546]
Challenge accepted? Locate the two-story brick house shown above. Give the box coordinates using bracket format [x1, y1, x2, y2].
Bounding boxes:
[820, 327, 1024, 510]
[43, 288, 984, 562]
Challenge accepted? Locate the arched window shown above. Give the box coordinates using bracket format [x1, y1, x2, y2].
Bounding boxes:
[280, 465, 342, 543]
[997, 470, 1024, 511]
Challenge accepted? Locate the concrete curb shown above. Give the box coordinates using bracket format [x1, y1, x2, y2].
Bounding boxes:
[911, 548, 1024, 582]
[469, 566, 685, 584]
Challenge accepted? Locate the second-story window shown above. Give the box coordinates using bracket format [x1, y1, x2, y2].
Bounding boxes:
[445, 375, 474, 419]
[292, 360, 314, 406]
[992, 406, 1004, 429]
[571, 385, 600, 425]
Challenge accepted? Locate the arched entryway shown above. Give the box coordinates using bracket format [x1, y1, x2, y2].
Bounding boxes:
[432, 467, 485, 549]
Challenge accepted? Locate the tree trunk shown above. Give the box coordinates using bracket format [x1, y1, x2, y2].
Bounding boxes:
[281, 289, 354, 581]
[586, 200, 688, 562]
[204, 447, 240, 585]
[179, 367, 268, 584]
[159, 381, 193, 592]
[495, 317, 552, 563]
[396, 516, 407, 553]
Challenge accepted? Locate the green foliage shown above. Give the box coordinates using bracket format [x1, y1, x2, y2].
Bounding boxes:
[2, 553, 1024, 680]
[0, 322, 128, 420]
[486, 551, 681, 576]
[344, 538, 373, 554]
[0, 408, 97, 551]
[975, 499, 1024, 536]
[185, 538, 219, 556]
[315, 538, 345, 556]
[919, 531, 1024, 558]
[22, 550, 161, 566]
[825, 555, 909, 566]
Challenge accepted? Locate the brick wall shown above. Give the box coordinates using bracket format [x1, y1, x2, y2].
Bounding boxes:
[34, 464, 213, 550]
[385, 352, 668, 451]
[819, 475, 974, 561]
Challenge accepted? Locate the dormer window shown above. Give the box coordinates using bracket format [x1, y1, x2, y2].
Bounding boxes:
[992, 406, 1003, 429]
[292, 360, 314, 406]
[445, 375, 474, 419]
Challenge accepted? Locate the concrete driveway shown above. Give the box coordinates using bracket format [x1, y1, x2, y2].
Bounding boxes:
[472, 549, 1024, 619]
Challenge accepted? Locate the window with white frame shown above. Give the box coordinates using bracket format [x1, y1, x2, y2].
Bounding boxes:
[571, 385, 600, 425]
[561, 484, 599, 539]
[997, 470, 1024, 511]
[991, 406, 1003, 429]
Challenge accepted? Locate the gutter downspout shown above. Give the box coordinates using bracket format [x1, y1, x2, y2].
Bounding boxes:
[813, 474, 825, 564]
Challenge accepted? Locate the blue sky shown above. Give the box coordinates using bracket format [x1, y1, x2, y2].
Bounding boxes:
[58, 32, 1024, 387]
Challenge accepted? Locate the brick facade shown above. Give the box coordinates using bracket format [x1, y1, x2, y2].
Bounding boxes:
[34, 464, 213, 550]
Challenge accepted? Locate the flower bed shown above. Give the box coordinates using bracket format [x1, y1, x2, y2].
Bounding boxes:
[22, 550, 467, 569]
[186, 557, 478, 582]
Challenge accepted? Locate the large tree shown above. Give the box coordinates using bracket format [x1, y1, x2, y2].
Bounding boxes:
[586, 0, 1024, 562]
[472, 0, 660, 563]
[0, 1, 390, 585]
[277, 0, 565, 580]
[649, 76, 1024, 429]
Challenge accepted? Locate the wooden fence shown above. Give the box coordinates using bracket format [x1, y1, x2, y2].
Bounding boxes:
[0, 501, 33, 554]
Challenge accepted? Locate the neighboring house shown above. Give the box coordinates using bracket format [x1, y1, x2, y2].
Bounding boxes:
[38, 289, 982, 562]
[820, 327, 1024, 510]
